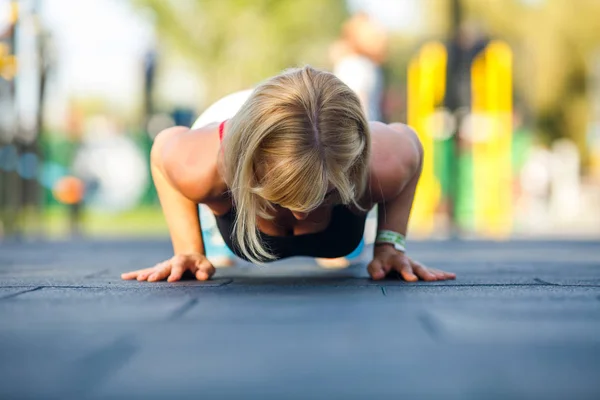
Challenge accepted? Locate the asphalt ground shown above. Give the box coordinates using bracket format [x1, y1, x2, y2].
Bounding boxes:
[1, 239, 599, 399]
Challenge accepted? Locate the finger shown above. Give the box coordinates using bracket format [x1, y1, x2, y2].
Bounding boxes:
[194, 259, 215, 281]
[410, 259, 441, 281]
[427, 268, 447, 280]
[411, 264, 438, 281]
[396, 260, 418, 282]
[426, 267, 456, 280]
[148, 263, 171, 282]
[138, 264, 164, 281]
[411, 260, 439, 281]
[167, 258, 186, 282]
[437, 269, 457, 280]
[428, 268, 445, 279]
[121, 267, 154, 280]
[367, 259, 386, 280]
[135, 263, 166, 281]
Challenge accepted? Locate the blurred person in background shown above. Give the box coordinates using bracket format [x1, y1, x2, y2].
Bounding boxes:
[330, 12, 387, 122]
[122, 66, 456, 283]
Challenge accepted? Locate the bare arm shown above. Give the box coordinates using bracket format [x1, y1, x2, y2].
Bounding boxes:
[367, 123, 455, 281]
[121, 126, 220, 282]
[375, 125, 423, 237]
[151, 127, 205, 255]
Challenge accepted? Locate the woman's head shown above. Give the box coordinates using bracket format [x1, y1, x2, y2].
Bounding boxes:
[222, 65, 371, 263]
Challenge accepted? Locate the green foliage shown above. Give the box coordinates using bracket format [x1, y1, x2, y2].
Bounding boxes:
[132, 0, 348, 104]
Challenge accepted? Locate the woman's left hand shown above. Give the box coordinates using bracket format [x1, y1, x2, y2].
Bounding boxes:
[367, 244, 456, 281]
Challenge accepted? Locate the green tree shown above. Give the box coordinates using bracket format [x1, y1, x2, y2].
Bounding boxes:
[132, 0, 348, 105]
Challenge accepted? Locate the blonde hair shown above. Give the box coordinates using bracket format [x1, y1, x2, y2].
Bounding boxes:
[222, 65, 371, 263]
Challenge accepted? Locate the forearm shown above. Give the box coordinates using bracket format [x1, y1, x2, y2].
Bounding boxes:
[152, 163, 204, 255]
[376, 172, 420, 238]
[376, 155, 423, 238]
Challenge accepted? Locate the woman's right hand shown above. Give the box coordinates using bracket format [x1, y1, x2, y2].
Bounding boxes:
[121, 253, 215, 282]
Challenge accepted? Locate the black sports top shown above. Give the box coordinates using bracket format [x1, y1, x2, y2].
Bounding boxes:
[213, 120, 366, 261]
[214, 204, 367, 261]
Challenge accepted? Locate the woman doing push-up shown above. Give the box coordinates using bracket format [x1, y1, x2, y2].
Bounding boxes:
[122, 66, 456, 283]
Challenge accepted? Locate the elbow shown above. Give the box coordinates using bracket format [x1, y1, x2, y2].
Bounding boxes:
[406, 126, 424, 158]
[389, 123, 423, 175]
[150, 126, 188, 168]
[404, 126, 424, 176]
[150, 129, 169, 168]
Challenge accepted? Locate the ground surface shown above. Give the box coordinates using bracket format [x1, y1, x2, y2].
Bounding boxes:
[1, 239, 599, 400]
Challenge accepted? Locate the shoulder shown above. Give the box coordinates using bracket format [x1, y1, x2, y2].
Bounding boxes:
[153, 123, 226, 203]
[365, 122, 423, 203]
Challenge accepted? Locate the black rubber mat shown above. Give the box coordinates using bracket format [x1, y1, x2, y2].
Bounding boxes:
[1, 239, 599, 399]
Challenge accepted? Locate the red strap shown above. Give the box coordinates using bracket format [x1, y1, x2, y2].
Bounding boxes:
[218, 120, 226, 141]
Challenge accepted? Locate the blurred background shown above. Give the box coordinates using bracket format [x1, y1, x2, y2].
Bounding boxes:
[0, 0, 599, 243]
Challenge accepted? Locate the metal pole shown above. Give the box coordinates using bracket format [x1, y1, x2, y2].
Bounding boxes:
[446, 0, 463, 238]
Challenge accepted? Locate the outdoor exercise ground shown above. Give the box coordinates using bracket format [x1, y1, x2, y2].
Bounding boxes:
[1, 239, 599, 399]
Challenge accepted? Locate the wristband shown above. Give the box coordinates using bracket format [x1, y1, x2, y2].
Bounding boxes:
[375, 230, 406, 253]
